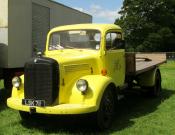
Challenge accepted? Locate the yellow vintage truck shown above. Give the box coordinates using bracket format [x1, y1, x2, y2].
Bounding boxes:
[7, 24, 166, 129]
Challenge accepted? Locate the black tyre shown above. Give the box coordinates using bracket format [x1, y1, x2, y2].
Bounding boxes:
[150, 70, 162, 97]
[95, 89, 115, 130]
[3, 70, 14, 98]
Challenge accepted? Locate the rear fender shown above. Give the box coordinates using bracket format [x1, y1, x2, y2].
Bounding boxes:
[137, 68, 160, 87]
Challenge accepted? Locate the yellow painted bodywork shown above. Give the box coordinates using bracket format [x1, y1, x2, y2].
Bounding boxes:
[7, 24, 125, 114]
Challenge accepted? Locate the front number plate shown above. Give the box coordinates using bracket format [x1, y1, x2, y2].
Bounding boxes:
[22, 99, 45, 107]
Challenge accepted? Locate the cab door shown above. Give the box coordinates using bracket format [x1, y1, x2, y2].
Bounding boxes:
[104, 31, 125, 86]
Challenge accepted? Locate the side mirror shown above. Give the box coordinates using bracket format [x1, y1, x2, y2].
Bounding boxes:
[36, 51, 45, 57]
[37, 52, 42, 57]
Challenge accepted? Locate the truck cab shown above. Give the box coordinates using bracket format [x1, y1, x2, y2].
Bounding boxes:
[7, 24, 164, 130]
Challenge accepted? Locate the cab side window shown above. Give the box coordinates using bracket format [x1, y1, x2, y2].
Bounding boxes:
[106, 32, 122, 50]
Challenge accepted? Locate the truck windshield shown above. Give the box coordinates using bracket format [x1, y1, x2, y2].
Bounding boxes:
[49, 30, 101, 50]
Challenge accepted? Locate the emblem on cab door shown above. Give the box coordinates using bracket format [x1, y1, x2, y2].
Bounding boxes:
[114, 60, 121, 71]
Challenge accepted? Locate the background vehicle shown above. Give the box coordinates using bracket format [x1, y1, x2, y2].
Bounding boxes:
[0, 0, 92, 91]
[7, 24, 166, 129]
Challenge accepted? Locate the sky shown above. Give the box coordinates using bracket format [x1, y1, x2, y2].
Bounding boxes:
[55, 0, 123, 23]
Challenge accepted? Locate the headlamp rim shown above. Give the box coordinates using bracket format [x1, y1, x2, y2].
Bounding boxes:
[12, 76, 22, 88]
[76, 79, 88, 93]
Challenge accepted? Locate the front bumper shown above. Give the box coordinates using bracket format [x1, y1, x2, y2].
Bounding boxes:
[7, 98, 97, 114]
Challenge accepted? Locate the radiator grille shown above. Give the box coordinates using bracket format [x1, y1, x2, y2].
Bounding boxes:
[24, 57, 59, 106]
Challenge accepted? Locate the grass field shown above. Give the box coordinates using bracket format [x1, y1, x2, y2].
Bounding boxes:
[0, 61, 175, 135]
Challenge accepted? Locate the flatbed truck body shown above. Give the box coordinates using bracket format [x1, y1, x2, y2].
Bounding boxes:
[126, 53, 166, 75]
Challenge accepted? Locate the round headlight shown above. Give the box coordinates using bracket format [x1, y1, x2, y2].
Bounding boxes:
[12, 76, 21, 88]
[76, 79, 88, 93]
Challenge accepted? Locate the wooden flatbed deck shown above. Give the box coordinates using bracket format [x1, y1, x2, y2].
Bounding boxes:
[126, 53, 167, 76]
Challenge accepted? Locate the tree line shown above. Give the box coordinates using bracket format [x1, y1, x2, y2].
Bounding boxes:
[115, 0, 175, 52]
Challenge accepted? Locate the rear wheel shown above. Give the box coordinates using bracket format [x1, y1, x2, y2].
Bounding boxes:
[95, 88, 115, 130]
[150, 70, 161, 97]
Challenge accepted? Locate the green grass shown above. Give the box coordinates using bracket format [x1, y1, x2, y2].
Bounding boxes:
[0, 61, 175, 135]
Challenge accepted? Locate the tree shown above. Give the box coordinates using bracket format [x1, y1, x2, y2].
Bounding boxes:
[115, 0, 175, 52]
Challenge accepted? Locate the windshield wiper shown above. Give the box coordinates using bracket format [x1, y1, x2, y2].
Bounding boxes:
[49, 44, 64, 50]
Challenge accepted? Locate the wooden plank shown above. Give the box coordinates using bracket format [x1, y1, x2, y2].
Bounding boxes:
[125, 52, 136, 75]
[125, 53, 166, 75]
[135, 53, 166, 75]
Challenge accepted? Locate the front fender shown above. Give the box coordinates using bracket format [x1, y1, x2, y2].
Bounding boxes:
[10, 75, 115, 113]
[69, 75, 114, 111]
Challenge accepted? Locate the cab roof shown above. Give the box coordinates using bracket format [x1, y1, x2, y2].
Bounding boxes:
[49, 24, 122, 33]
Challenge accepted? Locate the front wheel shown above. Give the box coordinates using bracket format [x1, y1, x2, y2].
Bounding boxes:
[95, 89, 116, 130]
